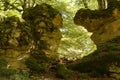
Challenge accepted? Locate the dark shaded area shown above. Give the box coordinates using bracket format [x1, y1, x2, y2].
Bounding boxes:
[68, 36, 120, 78]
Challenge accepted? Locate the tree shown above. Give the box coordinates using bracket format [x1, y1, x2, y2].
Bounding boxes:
[97, 0, 107, 10]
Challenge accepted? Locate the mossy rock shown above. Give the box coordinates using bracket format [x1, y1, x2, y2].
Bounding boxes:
[68, 51, 120, 77]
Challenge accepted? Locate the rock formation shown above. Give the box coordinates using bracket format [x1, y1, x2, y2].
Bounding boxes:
[73, 1, 120, 79]
[22, 3, 63, 59]
[74, 7, 120, 46]
[0, 3, 63, 74]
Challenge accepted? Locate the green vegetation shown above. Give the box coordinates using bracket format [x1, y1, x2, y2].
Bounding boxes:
[0, 68, 16, 76]
[25, 51, 51, 74]
[56, 64, 73, 79]
[0, 57, 30, 80]
[0, 58, 7, 68]
[0, 58, 16, 76]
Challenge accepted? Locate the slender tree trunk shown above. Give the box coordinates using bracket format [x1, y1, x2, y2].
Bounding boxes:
[97, 0, 106, 10]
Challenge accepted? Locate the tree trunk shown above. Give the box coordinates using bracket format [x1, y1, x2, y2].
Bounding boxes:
[97, 0, 106, 10]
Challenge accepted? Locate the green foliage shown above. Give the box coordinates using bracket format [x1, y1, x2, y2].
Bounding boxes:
[78, 73, 89, 79]
[25, 57, 42, 74]
[106, 37, 120, 51]
[0, 58, 16, 78]
[14, 70, 30, 80]
[25, 51, 51, 74]
[0, 57, 27, 79]
[0, 68, 16, 76]
[0, 58, 7, 68]
[56, 64, 73, 79]
[25, 57, 49, 74]
[0, 57, 16, 77]
[54, 0, 96, 59]
[0, 68, 30, 80]
[30, 51, 50, 63]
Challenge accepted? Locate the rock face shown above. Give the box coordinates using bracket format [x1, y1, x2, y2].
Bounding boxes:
[73, 1, 120, 79]
[70, 36, 120, 79]
[74, 7, 120, 46]
[22, 3, 62, 59]
[0, 16, 31, 69]
[0, 3, 62, 71]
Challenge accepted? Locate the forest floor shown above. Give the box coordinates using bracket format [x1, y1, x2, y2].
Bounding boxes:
[30, 70, 116, 80]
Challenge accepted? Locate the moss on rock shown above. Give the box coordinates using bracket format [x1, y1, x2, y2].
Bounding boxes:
[68, 36, 120, 78]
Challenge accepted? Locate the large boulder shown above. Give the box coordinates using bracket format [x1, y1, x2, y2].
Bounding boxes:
[0, 16, 31, 70]
[73, 1, 120, 79]
[22, 3, 63, 59]
[74, 2, 120, 46]
[0, 3, 63, 72]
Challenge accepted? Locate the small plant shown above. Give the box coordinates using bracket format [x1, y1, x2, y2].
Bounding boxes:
[0, 68, 16, 76]
[56, 64, 73, 79]
[25, 57, 42, 74]
[25, 50, 51, 74]
[14, 70, 30, 80]
[0, 57, 7, 68]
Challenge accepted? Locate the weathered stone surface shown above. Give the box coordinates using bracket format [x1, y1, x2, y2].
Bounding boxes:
[0, 16, 31, 70]
[22, 3, 62, 59]
[91, 18, 120, 45]
[73, 1, 120, 79]
[0, 3, 63, 71]
[74, 4, 120, 46]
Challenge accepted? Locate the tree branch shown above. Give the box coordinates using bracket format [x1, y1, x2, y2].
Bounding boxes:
[4, 1, 22, 12]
